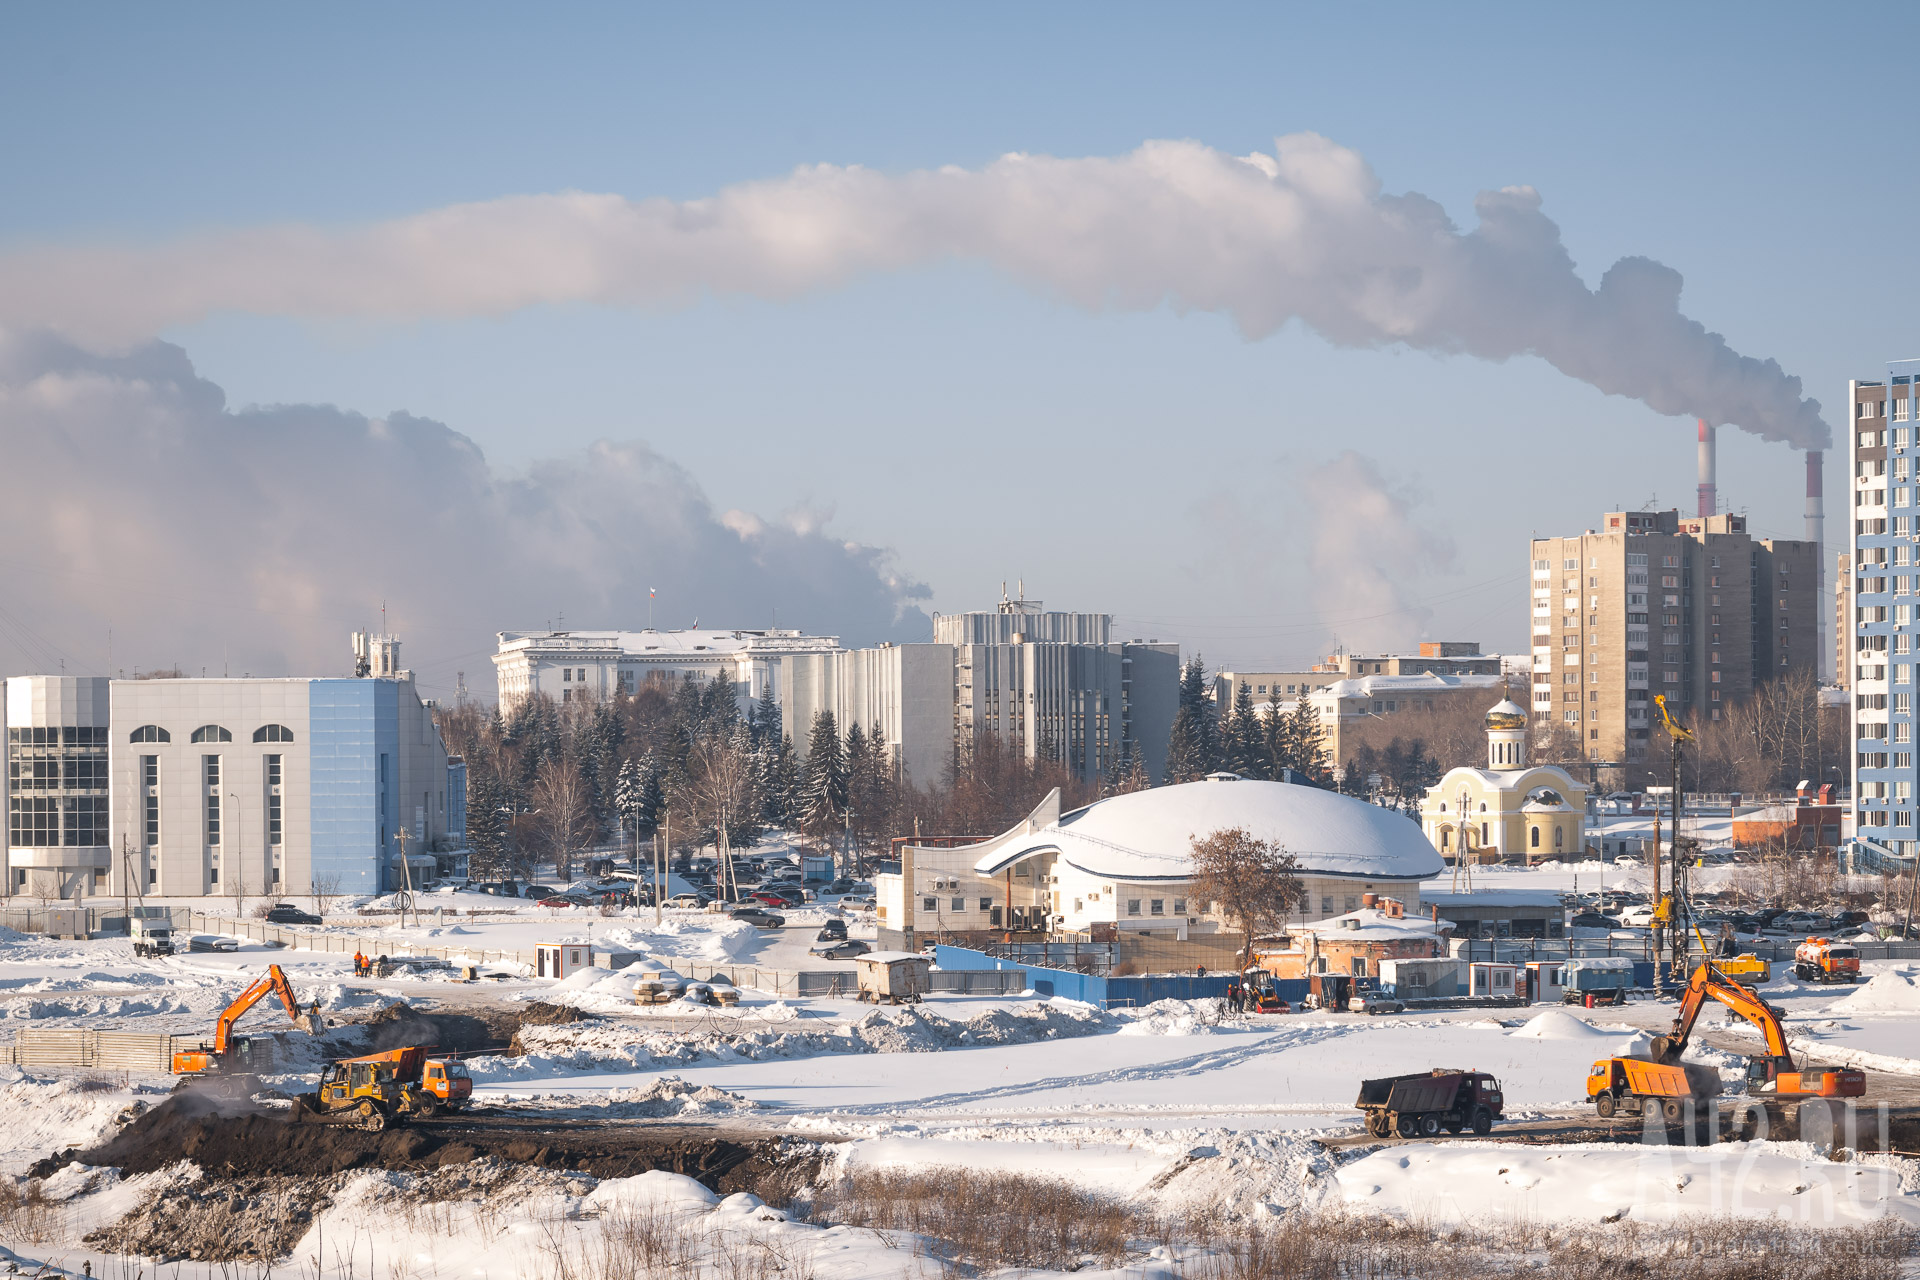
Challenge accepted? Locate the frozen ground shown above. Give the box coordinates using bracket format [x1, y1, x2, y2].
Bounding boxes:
[2, 898, 1920, 1276]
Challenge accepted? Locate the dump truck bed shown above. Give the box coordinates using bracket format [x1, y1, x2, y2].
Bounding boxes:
[1356, 1071, 1464, 1113]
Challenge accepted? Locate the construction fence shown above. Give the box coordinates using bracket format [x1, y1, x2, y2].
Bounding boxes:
[0, 1028, 192, 1070]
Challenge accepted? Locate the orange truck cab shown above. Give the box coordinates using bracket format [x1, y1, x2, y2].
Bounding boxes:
[1792, 938, 1861, 985]
[421, 1056, 474, 1108]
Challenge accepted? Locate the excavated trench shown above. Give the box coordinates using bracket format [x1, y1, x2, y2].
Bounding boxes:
[37, 1091, 825, 1190]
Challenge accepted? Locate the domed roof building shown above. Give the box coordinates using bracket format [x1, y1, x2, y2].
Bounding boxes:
[875, 774, 1445, 953]
[1418, 700, 1589, 866]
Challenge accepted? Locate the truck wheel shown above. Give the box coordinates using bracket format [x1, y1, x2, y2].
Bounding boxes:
[1394, 1113, 1417, 1139]
[416, 1096, 439, 1120]
[1595, 1092, 1616, 1119]
[1662, 1099, 1684, 1124]
[1471, 1108, 1493, 1136]
[1419, 1114, 1441, 1138]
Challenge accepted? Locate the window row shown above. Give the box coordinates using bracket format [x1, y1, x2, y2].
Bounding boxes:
[127, 724, 294, 744]
[7, 727, 108, 747]
[5, 754, 107, 791]
[6, 796, 108, 847]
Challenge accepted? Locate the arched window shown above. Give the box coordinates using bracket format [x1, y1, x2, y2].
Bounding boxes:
[189, 725, 232, 743]
[1440, 828, 1451, 851]
[252, 724, 295, 743]
[129, 725, 170, 743]
[1530, 825, 1540, 848]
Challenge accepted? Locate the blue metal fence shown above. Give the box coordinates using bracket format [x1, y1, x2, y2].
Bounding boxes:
[934, 945, 1257, 1007]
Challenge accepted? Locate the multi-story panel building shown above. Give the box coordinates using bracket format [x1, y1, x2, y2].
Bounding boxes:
[1849, 368, 1920, 858]
[1837, 551, 1854, 690]
[935, 595, 1179, 785]
[1530, 509, 1817, 765]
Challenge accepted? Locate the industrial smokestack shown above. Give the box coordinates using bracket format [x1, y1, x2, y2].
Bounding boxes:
[1697, 418, 1717, 518]
[1806, 448, 1824, 545]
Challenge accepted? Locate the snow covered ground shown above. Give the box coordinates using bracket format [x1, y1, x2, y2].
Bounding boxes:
[3, 898, 1920, 1276]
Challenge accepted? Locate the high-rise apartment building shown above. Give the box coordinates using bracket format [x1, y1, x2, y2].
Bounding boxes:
[1837, 551, 1853, 690]
[1848, 368, 1920, 857]
[1530, 509, 1817, 765]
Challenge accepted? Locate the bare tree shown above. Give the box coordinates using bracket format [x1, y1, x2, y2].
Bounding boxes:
[677, 726, 761, 900]
[309, 871, 343, 917]
[1186, 827, 1305, 970]
[534, 756, 593, 882]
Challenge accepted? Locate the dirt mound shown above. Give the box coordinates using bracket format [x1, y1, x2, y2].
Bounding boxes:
[40, 1091, 824, 1192]
[86, 1172, 336, 1262]
[340, 1000, 513, 1054]
[518, 1000, 595, 1026]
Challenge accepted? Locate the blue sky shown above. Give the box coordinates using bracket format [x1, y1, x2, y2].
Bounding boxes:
[1, 4, 1913, 687]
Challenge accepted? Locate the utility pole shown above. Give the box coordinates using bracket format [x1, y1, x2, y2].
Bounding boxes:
[395, 826, 416, 930]
[653, 831, 664, 925]
[1449, 785, 1475, 895]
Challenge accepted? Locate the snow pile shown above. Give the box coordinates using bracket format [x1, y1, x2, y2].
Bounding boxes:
[602, 1076, 760, 1117]
[1336, 1140, 1920, 1226]
[1837, 966, 1920, 1013]
[0, 1069, 160, 1176]
[6, 993, 197, 1021]
[474, 1000, 1112, 1078]
[1509, 1009, 1651, 1057]
[1116, 998, 1226, 1037]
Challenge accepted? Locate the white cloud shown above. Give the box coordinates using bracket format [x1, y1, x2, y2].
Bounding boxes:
[0, 333, 929, 686]
[1297, 451, 1456, 655]
[0, 133, 1828, 448]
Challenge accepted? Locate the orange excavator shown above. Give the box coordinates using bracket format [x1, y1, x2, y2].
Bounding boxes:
[172, 963, 325, 1098]
[1588, 960, 1864, 1138]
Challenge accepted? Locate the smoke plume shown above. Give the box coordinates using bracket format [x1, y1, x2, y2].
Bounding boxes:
[0, 133, 1829, 447]
[0, 333, 929, 684]
[1298, 451, 1455, 655]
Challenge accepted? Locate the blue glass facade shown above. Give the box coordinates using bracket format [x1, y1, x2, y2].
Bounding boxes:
[1853, 364, 1918, 860]
[446, 759, 468, 847]
[308, 678, 399, 894]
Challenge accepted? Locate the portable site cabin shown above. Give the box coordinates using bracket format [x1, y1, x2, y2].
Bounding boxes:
[1467, 961, 1519, 1000]
[1523, 960, 1565, 1004]
[536, 941, 592, 980]
[856, 951, 931, 1004]
[1379, 957, 1461, 999]
[1561, 956, 1635, 1006]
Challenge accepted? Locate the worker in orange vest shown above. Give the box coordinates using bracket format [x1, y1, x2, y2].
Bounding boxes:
[353, 948, 367, 978]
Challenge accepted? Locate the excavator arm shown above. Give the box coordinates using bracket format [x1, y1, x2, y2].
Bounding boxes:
[1652, 694, 1695, 743]
[1652, 961, 1793, 1066]
[211, 963, 311, 1054]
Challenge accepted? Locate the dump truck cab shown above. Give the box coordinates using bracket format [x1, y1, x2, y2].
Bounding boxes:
[420, 1056, 473, 1111]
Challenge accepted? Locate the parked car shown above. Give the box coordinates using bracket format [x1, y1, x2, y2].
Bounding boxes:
[846, 896, 878, 912]
[816, 918, 849, 942]
[188, 934, 240, 952]
[1349, 992, 1405, 1015]
[811, 938, 871, 960]
[828, 877, 856, 895]
[522, 884, 559, 900]
[757, 886, 807, 906]
[729, 906, 785, 927]
[538, 894, 595, 909]
[1616, 905, 1657, 927]
[1568, 913, 1620, 930]
[264, 902, 321, 925]
[663, 893, 710, 909]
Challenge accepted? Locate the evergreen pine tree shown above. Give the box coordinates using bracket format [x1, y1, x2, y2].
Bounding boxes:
[751, 682, 781, 748]
[1221, 680, 1270, 778]
[1163, 656, 1220, 783]
[466, 772, 510, 879]
[1282, 701, 1332, 786]
[764, 733, 800, 827]
[798, 711, 848, 838]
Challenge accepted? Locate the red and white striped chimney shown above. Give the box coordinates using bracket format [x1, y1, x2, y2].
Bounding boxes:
[1696, 418, 1717, 518]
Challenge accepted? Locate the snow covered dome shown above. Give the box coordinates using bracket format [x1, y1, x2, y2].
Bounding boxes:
[970, 777, 1444, 884]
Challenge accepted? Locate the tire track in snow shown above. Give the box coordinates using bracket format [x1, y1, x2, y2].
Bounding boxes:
[828, 1022, 1361, 1116]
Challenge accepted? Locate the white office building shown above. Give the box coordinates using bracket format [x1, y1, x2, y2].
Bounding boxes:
[492, 629, 843, 711]
[4, 651, 465, 899]
[1851, 368, 1919, 859]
